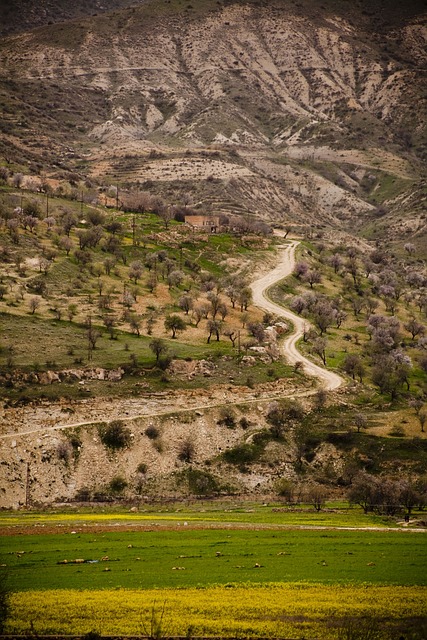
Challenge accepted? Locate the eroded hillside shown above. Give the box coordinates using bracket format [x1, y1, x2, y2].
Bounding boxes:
[0, 0, 426, 239]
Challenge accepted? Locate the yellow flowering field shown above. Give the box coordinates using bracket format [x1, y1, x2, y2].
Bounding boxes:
[8, 583, 427, 638]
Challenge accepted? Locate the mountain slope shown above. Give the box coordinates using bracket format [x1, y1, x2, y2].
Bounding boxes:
[0, 0, 426, 235]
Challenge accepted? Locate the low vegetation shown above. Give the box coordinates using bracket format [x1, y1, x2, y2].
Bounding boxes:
[1, 507, 426, 638]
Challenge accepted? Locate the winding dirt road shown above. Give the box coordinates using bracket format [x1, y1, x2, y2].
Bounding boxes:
[251, 240, 343, 391]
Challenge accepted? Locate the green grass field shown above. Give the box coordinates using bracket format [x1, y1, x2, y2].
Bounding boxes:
[1, 510, 426, 638]
[1, 521, 426, 592]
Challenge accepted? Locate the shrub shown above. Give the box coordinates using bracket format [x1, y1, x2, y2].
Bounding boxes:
[178, 468, 222, 496]
[75, 487, 91, 502]
[239, 417, 251, 429]
[178, 439, 196, 463]
[217, 406, 236, 428]
[389, 425, 405, 437]
[223, 443, 263, 465]
[56, 441, 73, 463]
[137, 462, 148, 474]
[109, 476, 128, 495]
[99, 420, 131, 450]
[145, 425, 160, 439]
[68, 433, 82, 451]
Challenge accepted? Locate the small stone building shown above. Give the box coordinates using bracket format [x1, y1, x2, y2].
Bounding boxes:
[184, 215, 221, 233]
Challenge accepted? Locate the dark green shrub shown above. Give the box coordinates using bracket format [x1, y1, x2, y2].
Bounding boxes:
[223, 443, 263, 465]
[109, 476, 128, 494]
[178, 439, 195, 463]
[179, 468, 222, 496]
[75, 486, 91, 501]
[145, 425, 160, 439]
[239, 417, 251, 429]
[99, 420, 131, 450]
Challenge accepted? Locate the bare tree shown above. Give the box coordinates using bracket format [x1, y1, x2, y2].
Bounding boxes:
[29, 297, 40, 314]
[354, 413, 367, 433]
[312, 337, 327, 365]
[129, 261, 143, 284]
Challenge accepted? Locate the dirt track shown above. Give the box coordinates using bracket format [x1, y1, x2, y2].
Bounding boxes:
[250, 239, 343, 391]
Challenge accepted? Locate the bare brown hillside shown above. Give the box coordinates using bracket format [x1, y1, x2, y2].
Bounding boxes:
[0, 0, 426, 237]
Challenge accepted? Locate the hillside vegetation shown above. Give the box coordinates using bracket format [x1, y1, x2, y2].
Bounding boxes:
[0, 0, 426, 511]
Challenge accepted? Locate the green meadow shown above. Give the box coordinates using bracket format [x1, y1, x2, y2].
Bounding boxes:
[2, 526, 426, 592]
[1, 509, 426, 637]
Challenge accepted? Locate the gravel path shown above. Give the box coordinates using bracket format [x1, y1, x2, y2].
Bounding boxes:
[250, 239, 343, 390]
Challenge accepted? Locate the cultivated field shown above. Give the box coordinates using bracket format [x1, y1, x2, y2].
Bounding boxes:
[1, 506, 426, 638]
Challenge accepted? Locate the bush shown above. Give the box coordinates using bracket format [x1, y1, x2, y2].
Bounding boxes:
[239, 417, 251, 429]
[109, 476, 128, 494]
[68, 433, 82, 453]
[217, 406, 236, 428]
[145, 425, 160, 439]
[99, 420, 131, 450]
[178, 439, 195, 463]
[75, 487, 91, 502]
[223, 443, 263, 465]
[178, 468, 222, 496]
[56, 441, 72, 463]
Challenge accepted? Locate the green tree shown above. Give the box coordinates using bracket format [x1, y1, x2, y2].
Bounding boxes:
[149, 338, 168, 363]
[164, 314, 186, 338]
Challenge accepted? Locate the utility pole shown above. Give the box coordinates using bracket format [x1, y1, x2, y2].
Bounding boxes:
[25, 463, 31, 508]
[116, 185, 119, 211]
[86, 314, 93, 362]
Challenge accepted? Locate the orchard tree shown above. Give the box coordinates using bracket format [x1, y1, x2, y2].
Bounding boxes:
[304, 269, 322, 288]
[238, 287, 252, 312]
[149, 338, 168, 363]
[207, 319, 221, 343]
[164, 314, 186, 338]
[404, 317, 425, 341]
[353, 413, 367, 433]
[129, 314, 142, 336]
[312, 300, 335, 335]
[178, 294, 194, 315]
[167, 270, 184, 290]
[29, 297, 40, 314]
[129, 261, 143, 284]
[312, 337, 327, 365]
[342, 353, 365, 382]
